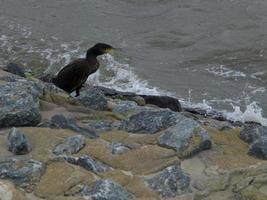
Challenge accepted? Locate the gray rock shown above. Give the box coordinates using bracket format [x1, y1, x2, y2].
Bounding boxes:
[87, 120, 121, 132]
[0, 81, 42, 128]
[240, 123, 267, 144]
[112, 99, 144, 114]
[39, 114, 98, 139]
[53, 135, 85, 155]
[0, 159, 45, 189]
[77, 87, 108, 111]
[147, 164, 191, 198]
[121, 110, 186, 134]
[106, 142, 130, 155]
[7, 128, 31, 155]
[64, 155, 111, 173]
[248, 136, 267, 159]
[81, 179, 134, 200]
[157, 118, 211, 158]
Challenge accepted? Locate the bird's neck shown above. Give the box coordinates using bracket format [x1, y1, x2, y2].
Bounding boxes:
[86, 49, 98, 60]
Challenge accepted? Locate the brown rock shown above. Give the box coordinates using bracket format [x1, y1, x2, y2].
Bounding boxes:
[112, 145, 178, 175]
[0, 181, 30, 200]
[34, 160, 96, 198]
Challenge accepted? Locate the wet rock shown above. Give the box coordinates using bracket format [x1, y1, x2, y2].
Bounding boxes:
[240, 123, 267, 143]
[96, 86, 181, 111]
[0, 159, 45, 190]
[95, 86, 136, 98]
[39, 114, 98, 139]
[53, 135, 85, 155]
[184, 107, 227, 121]
[7, 127, 31, 155]
[77, 87, 108, 111]
[141, 95, 182, 112]
[81, 179, 134, 200]
[157, 118, 212, 158]
[106, 142, 130, 155]
[0, 81, 42, 128]
[64, 155, 112, 173]
[121, 110, 185, 134]
[3, 63, 28, 78]
[248, 136, 267, 159]
[147, 164, 191, 198]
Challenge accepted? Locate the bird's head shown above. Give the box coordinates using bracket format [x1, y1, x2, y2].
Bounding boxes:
[88, 43, 114, 56]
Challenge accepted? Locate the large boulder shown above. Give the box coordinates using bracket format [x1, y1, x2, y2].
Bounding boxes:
[7, 127, 32, 155]
[0, 81, 42, 128]
[77, 87, 108, 111]
[121, 110, 186, 134]
[147, 164, 191, 198]
[81, 179, 134, 200]
[157, 118, 211, 158]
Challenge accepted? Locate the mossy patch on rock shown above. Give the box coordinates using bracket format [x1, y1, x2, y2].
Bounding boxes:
[34, 160, 96, 198]
[205, 127, 266, 169]
[19, 127, 75, 162]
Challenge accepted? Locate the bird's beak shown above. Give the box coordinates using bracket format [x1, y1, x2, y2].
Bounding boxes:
[105, 48, 114, 54]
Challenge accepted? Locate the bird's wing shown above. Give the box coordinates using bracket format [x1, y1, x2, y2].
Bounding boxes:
[54, 59, 87, 92]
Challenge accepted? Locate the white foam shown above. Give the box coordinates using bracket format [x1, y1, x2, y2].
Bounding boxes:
[206, 65, 246, 78]
[87, 54, 171, 95]
[225, 102, 267, 126]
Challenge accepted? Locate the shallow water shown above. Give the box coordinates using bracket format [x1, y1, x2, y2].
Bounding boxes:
[0, 0, 267, 124]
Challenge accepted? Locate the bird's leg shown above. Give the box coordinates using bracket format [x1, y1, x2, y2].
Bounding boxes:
[75, 85, 83, 97]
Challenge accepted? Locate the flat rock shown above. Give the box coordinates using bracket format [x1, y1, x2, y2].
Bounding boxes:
[53, 135, 85, 155]
[39, 114, 98, 139]
[157, 118, 212, 158]
[77, 87, 108, 111]
[0, 81, 42, 127]
[240, 123, 267, 143]
[248, 136, 267, 159]
[7, 127, 31, 155]
[0, 159, 45, 190]
[147, 164, 191, 198]
[81, 179, 134, 200]
[64, 155, 112, 173]
[87, 120, 121, 132]
[121, 110, 185, 134]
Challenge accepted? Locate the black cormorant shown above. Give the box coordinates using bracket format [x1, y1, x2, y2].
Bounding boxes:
[52, 43, 113, 96]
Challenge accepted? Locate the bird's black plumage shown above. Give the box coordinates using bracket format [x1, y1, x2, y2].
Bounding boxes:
[52, 43, 113, 96]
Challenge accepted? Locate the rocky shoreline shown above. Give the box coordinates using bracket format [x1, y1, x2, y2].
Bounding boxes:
[0, 65, 267, 200]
